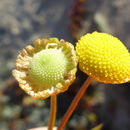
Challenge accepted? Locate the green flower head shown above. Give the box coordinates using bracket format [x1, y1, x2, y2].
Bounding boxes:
[12, 38, 78, 99]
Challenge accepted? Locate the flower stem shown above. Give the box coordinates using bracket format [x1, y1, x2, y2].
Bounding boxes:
[58, 76, 93, 130]
[48, 95, 57, 130]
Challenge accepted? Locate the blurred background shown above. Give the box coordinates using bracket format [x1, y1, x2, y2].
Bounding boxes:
[0, 0, 130, 130]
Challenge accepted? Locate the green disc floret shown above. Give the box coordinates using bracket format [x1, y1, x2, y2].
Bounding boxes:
[29, 48, 68, 88]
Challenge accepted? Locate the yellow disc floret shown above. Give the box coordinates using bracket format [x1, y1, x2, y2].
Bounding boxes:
[76, 31, 130, 84]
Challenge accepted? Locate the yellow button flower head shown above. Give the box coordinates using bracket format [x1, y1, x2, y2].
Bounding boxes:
[12, 38, 77, 99]
[76, 32, 130, 84]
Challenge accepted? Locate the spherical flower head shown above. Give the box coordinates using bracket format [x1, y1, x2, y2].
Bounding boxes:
[12, 38, 77, 99]
[76, 31, 130, 84]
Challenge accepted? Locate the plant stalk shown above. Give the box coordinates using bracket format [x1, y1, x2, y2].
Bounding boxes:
[48, 95, 57, 130]
[58, 76, 93, 130]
